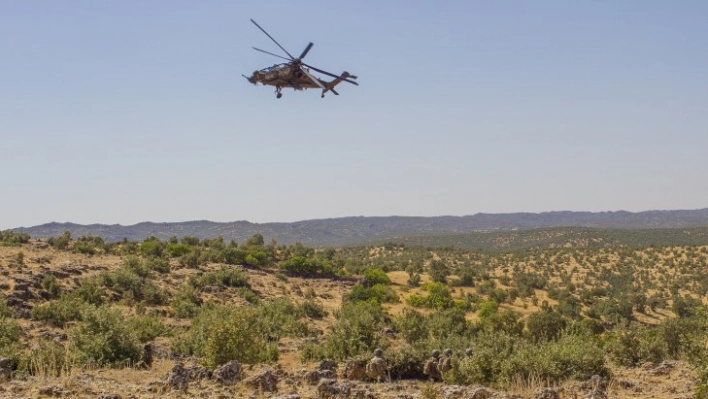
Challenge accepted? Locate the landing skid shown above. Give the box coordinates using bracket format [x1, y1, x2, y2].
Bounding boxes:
[275, 86, 282, 99]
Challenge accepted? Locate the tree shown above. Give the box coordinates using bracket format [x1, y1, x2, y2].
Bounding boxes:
[526, 311, 566, 342]
[429, 259, 449, 283]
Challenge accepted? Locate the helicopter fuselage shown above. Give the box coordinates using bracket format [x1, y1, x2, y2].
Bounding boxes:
[246, 63, 325, 90]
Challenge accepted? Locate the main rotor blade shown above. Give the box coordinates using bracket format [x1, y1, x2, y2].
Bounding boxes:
[299, 42, 314, 60]
[302, 63, 359, 85]
[252, 47, 291, 61]
[250, 19, 295, 60]
[300, 66, 325, 90]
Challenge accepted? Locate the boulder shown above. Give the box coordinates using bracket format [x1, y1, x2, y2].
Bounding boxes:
[246, 367, 278, 392]
[213, 360, 241, 385]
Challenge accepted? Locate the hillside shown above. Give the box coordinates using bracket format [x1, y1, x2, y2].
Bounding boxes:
[13, 208, 708, 246]
[1, 231, 706, 398]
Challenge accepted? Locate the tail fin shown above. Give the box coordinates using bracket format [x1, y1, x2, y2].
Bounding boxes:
[324, 72, 355, 95]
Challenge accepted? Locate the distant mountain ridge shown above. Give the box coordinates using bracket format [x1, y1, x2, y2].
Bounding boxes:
[13, 208, 708, 247]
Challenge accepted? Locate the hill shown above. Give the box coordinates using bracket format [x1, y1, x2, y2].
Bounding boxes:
[0, 232, 706, 398]
[13, 208, 708, 246]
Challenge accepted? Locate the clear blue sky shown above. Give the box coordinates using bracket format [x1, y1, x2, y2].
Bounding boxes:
[2, 1, 707, 228]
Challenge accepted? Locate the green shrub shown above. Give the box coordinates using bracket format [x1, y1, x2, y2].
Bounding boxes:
[394, 309, 429, 343]
[72, 278, 105, 305]
[41, 275, 62, 297]
[172, 306, 277, 370]
[605, 326, 643, 366]
[323, 301, 386, 360]
[101, 268, 144, 301]
[388, 344, 429, 379]
[144, 256, 171, 274]
[127, 315, 172, 343]
[363, 268, 391, 286]
[256, 299, 311, 339]
[31, 296, 86, 327]
[139, 239, 164, 257]
[179, 251, 200, 268]
[171, 285, 201, 319]
[299, 300, 327, 319]
[348, 283, 398, 304]
[279, 256, 326, 276]
[165, 243, 191, 257]
[427, 308, 469, 340]
[0, 316, 22, 345]
[453, 331, 608, 387]
[0, 230, 31, 245]
[70, 306, 141, 367]
[526, 311, 567, 342]
[47, 231, 71, 250]
[0, 297, 12, 318]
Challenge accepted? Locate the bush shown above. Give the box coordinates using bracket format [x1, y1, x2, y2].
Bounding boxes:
[363, 268, 391, 286]
[406, 282, 453, 309]
[144, 256, 171, 274]
[299, 300, 327, 319]
[394, 309, 429, 343]
[70, 306, 142, 367]
[31, 296, 86, 327]
[453, 331, 608, 387]
[388, 344, 429, 379]
[139, 239, 164, 257]
[348, 283, 398, 304]
[72, 278, 105, 305]
[171, 285, 201, 319]
[127, 315, 172, 343]
[165, 243, 191, 257]
[0, 316, 22, 346]
[172, 306, 277, 370]
[526, 311, 567, 342]
[0, 297, 13, 318]
[279, 256, 327, 276]
[41, 275, 62, 297]
[47, 231, 71, 250]
[323, 301, 386, 360]
[0, 230, 31, 245]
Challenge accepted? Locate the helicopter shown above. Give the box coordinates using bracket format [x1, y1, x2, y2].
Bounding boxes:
[243, 19, 358, 99]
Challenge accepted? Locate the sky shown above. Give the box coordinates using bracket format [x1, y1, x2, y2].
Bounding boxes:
[1, 1, 707, 229]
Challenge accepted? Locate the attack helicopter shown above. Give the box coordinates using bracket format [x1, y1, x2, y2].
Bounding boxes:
[243, 19, 358, 99]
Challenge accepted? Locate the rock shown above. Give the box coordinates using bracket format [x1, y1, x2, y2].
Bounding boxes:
[344, 360, 367, 380]
[319, 359, 337, 372]
[316, 378, 352, 399]
[303, 370, 322, 386]
[97, 394, 122, 399]
[0, 358, 11, 382]
[647, 361, 676, 376]
[187, 365, 211, 380]
[39, 386, 65, 397]
[270, 396, 300, 399]
[468, 387, 493, 399]
[10, 290, 32, 301]
[440, 385, 465, 399]
[213, 360, 241, 385]
[141, 343, 153, 368]
[164, 362, 190, 391]
[534, 388, 561, 399]
[246, 367, 278, 392]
